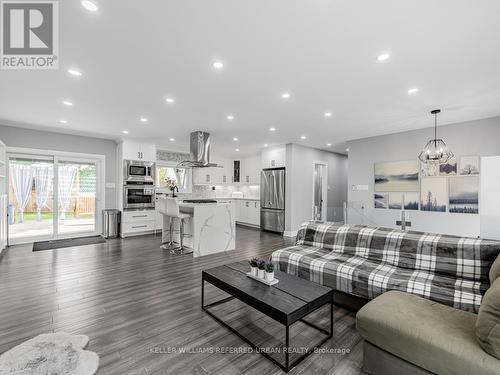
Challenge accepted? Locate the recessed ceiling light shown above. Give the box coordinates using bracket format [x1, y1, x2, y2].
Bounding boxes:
[227, 115, 234, 120]
[324, 112, 332, 118]
[81, 0, 98, 12]
[165, 97, 175, 104]
[140, 117, 148, 123]
[327, 143, 332, 146]
[407, 88, 419, 95]
[300, 135, 307, 140]
[269, 127, 276, 132]
[281, 92, 291, 99]
[377, 53, 390, 62]
[169, 138, 175, 142]
[59, 120, 68, 124]
[67, 69, 82, 77]
[346, 148, 350, 152]
[235, 148, 240, 152]
[62, 100, 73, 106]
[263, 144, 268, 147]
[233, 137, 239, 141]
[122, 130, 129, 134]
[213, 61, 224, 69]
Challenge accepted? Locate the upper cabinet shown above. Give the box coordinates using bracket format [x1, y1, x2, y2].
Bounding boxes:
[120, 141, 156, 162]
[240, 155, 261, 185]
[261, 146, 286, 169]
[191, 154, 261, 186]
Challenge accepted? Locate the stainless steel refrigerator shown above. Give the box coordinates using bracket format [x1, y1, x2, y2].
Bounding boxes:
[260, 168, 285, 233]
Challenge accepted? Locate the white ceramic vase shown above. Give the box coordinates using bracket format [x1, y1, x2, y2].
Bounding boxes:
[257, 269, 265, 279]
[265, 271, 275, 282]
[250, 267, 258, 276]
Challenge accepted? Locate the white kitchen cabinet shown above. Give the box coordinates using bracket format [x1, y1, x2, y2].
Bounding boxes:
[235, 200, 260, 227]
[221, 159, 233, 184]
[241, 155, 261, 185]
[121, 141, 156, 161]
[191, 154, 261, 186]
[247, 200, 260, 226]
[193, 168, 215, 185]
[261, 146, 286, 169]
[121, 209, 156, 237]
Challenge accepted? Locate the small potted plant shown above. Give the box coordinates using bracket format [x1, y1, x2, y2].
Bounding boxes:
[257, 259, 266, 279]
[249, 258, 259, 276]
[265, 261, 275, 282]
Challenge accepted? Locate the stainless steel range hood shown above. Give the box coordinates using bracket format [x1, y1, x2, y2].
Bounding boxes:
[177, 131, 222, 168]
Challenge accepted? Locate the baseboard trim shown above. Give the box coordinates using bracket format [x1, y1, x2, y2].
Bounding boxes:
[283, 230, 297, 238]
[236, 222, 261, 229]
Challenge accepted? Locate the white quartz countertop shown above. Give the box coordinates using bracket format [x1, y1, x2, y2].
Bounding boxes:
[179, 202, 230, 206]
[216, 197, 260, 201]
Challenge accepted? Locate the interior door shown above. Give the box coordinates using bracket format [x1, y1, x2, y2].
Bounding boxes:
[313, 164, 323, 220]
[313, 163, 327, 221]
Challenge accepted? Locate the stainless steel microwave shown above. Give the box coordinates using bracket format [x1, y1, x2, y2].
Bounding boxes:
[124, 160, 155, 182]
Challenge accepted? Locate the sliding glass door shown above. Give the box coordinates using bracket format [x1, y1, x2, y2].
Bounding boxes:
[57, 159, 97, 236]
[8, 153, 102, 244]
[8, 155, 55, 241]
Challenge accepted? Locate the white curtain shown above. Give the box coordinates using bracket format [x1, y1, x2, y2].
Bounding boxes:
[34, 166, 52, 221]
[10, 164, 34, 223]
[58, 165, 77, 220]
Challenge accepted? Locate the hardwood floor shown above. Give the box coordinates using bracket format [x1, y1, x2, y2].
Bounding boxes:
[0, 226, 365, 375]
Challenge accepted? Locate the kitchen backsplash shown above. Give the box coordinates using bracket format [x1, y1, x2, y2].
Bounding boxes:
[192, 185, 260, 199]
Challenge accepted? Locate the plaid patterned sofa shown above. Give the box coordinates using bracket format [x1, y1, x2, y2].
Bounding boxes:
[271, 222, 500, 313]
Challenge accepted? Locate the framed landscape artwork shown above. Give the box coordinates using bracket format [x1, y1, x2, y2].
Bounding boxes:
[459, 156, 480, 175]
[439, 157, 457, 176]
[375, 160, 419, 192]
[374, 193, 388, 209]
[449, 176, 479, 214]
[420, 177, 447, 212]
[403, 192, 419, 210]
[420, 162, 439, 177]
[388, 193, 403, 209]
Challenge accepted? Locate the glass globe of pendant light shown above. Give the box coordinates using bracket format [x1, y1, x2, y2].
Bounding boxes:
[418, 109, 454, 164]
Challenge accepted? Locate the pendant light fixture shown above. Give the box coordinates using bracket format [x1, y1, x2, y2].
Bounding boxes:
[418, 109, 453, 164]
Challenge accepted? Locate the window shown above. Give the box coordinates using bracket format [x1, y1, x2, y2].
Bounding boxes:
[156, 165, 191, 191]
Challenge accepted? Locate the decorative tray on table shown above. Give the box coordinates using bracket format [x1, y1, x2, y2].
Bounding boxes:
[246, 272, 279, 286]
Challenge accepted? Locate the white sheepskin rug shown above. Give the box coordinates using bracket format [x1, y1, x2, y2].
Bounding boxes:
[0, 332, 99, 375]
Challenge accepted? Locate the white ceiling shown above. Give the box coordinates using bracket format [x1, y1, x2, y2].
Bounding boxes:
[1, 0, 500, 157]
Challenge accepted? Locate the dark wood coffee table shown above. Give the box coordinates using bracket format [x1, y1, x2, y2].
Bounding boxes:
[201, 261, 334, 372]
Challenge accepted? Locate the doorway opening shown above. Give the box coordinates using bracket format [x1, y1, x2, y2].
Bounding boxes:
[312, 161, 328, 221]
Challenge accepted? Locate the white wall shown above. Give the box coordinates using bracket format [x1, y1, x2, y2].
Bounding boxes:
[285, 143, 348, 235]
[0, 124, 118, 208]
[347, 116, 500, 238]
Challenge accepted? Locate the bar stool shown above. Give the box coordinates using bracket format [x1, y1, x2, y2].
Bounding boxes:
[160, 198, 193, 255]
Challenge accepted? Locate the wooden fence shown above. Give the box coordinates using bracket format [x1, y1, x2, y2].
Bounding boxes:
[8, 188, 95, 216]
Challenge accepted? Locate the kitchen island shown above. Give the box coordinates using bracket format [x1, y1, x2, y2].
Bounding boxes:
[158, 199, 235, 257]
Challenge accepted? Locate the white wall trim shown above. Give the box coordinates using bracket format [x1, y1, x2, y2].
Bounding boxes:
[283, 230, 298, 238]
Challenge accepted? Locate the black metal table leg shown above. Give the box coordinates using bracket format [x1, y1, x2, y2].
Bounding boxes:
[285, 324, 290, 371]
[201, 278, 205, 309]
[330, 300, 334, 336]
